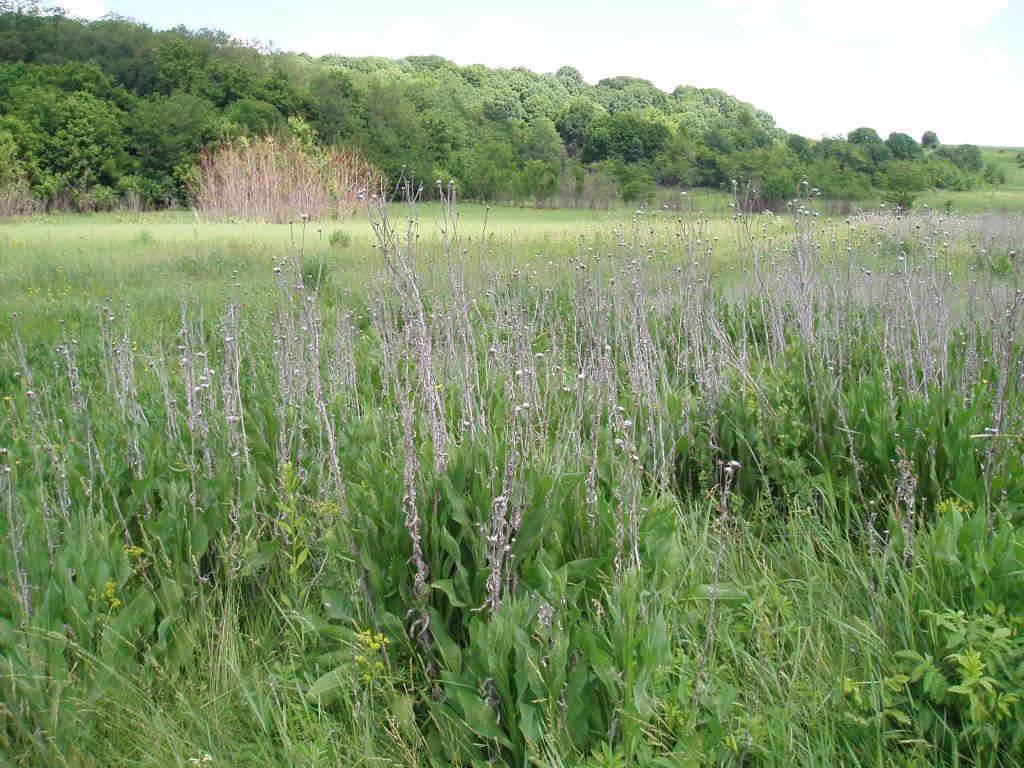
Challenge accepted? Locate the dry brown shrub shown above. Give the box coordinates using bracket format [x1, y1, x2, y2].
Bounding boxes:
[0, 140, 34, 217]
[191, 134, 378, 223]
[0, 176, 34, 218]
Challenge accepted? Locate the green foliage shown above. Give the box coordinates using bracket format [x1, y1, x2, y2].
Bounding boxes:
[885, 159, 929, 208]
[594, 75, 668, 114]
[516, 159, 560, 205]
[327, 228, 351, 249]
[583, 112, 669, 163]
[982, 161, 1007, 185]
[555, 97, 598, 158]
[0, 126, 32, 214]
[722, 144, 801, 204]
[863, 504, 1024, 761]
[126, 90, 218, 196]
[0, 203, 1022, 764]
[458, 140, 516, 201]
[885, 131, 923, 160]
[670, 85, 778, 141]
[847, 126, 884, 145]
[524, 116, 565, 165]
[936, 143, 984, 175]
[0, 80, 129, 202]
[1, 10, 995, 212]
[224, 97, 286, 135]
[925, 153, 976, 191]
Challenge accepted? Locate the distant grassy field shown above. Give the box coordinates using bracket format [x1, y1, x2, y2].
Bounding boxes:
[3, 187, 1020, 340]
[0, 205, 634, 335]
[982, 146, 1024, 192]
[0, 201, 748, 340]
[913, 146, 1024, 213]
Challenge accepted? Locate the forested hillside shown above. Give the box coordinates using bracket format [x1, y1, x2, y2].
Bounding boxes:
[0, 6, 1006, 211]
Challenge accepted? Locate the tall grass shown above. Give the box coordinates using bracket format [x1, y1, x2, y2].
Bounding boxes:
[1, 197, 1022, 765]
[192, 134, 377, 223]
[0, 173, 34, 218]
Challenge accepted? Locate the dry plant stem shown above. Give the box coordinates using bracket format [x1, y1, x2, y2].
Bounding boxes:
[983, 260, 1023, 529]
[400, 363, 431, 651]
[485, 365, 529, 614]
[1, 450, 31, 618]
[438, 183, 487, 440]
[58, 330, 97, 516]
[219, 301, 248, 536]
[100, 304, 151, 518]
[220, 302, 249, 470]
[13, 334, 57, 559]
[367, 183, 449, 473]
[178, 301, 210, 523]
[693, 460, 740, 709]
[300, 286, 348, 518]
[0, 172, 35, 217]
[895, 447, 917, 566]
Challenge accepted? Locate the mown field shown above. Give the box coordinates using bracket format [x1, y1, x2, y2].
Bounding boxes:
[1, 198, 1023, 767]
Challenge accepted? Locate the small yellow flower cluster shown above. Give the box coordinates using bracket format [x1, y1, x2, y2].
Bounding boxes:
[308, 499, 340, 518]
[355, 629, 388, 652]
[96, 580, 121, 610]
[936, 497, 970, 517]
[123, 545, 145, 558]
[354, 629, 389, 684]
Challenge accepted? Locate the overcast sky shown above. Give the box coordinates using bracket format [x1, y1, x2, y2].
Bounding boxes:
[55, 0, 1024, 146]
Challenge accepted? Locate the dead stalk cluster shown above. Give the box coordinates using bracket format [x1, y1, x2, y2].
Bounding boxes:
[1, 200, 1020, 650]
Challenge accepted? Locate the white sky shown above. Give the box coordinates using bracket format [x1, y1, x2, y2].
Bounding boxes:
[55, 0, 1024, 146]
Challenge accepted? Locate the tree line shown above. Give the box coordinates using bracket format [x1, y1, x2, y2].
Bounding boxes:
[0, 5, 1006, 212]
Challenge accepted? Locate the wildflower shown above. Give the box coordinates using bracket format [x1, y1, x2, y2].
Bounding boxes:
[101, 580, 121, 609]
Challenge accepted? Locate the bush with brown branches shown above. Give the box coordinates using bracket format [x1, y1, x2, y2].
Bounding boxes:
[192, 132, 377, 223]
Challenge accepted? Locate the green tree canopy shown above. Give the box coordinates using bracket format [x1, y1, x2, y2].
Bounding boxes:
[885, 132, 922, 160]
[0, 9, 994, 209]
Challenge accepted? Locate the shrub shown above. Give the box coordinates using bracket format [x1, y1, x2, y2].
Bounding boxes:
[327, 229, 352, 249]
[0, 129, 34, 217]
[191, 132, 378, 223]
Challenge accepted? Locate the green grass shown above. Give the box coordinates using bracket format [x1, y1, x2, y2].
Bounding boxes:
[917, 186, 1024, 214]
[914, 146, 1024, 213]
[982, 146, 1024, 193]
[1, 203, 1023, 766]
[0, 202, 729, 342]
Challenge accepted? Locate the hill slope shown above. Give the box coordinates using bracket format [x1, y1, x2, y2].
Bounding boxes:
[0, 10, 1005, 211]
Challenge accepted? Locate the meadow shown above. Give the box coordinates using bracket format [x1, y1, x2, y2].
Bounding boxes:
[1, 194, 1023, 767]
[915, 147, 1024, 214]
